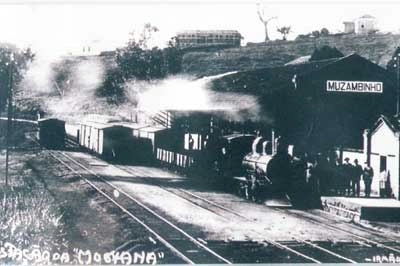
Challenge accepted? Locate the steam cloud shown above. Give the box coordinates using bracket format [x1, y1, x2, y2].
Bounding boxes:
[18, 55, 265, 124]
[124, 73, 263, 123]
[18, 54, 107, 122]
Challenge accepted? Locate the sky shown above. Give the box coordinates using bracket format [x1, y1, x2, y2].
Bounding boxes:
[0, 0, 399, 56]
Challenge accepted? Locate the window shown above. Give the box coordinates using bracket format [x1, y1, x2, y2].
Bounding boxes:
[184, 133, 202, 150]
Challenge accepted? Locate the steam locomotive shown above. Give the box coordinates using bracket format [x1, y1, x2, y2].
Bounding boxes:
[238, 135, 321, 208]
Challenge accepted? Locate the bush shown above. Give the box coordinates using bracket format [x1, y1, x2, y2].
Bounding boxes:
[310, 46, 344, 61]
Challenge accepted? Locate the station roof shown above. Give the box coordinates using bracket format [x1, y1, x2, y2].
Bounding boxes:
[284, 55, 312, 66]
[370, 115, 400, 135]
[210, 53, 392, 95]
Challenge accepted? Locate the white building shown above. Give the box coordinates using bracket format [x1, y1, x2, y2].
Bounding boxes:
[356, 14, 378, 34]
[175, 30, 242, 49]
[343, 21, 355, 34]
[340, 115, 400, 199]
[366, 116, 399, 199]
[343, 14, 378, 35]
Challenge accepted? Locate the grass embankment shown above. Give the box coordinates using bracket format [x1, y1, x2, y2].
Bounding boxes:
[0, 120, 67, 264]
[0, 152, 68, 263]
[0, 186, 64, 248]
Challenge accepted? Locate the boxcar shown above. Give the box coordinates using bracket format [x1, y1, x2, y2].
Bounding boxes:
[38, 118, 66, 149]
[124, 124, 167, 164]
[79, 121, 134, 162]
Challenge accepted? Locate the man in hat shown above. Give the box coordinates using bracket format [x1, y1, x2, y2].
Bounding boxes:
[342, 158, 353, 196]
[362, 162, 374, 197]
[352, 159, 363, 197]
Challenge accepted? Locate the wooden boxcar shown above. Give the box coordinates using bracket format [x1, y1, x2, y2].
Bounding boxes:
[119, 123, 167, 164]
[79, 121, 134, 162]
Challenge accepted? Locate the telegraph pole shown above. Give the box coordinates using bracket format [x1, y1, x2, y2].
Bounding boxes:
[5, 53, 14, 186]
[397, 52, 400, 116]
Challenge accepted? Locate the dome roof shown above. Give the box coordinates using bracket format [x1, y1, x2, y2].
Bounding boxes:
[359, 14, 376, 19]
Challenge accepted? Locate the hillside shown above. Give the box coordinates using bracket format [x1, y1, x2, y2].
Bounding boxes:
[182, 33, 400, 77]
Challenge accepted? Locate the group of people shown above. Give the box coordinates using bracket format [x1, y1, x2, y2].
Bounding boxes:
[306, 156, 374, 197]
[340, 158, 374, 197]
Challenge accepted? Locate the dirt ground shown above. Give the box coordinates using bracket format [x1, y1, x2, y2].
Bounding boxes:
[0, 146, 178, 265]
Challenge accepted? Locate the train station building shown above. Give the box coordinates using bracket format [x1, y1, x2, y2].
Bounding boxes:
[210, 53, 397, 153]
[366, 115, 400, 199]
[341, 115, 400, 200]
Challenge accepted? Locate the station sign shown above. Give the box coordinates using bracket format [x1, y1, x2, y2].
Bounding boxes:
[326, 80, 383, 93]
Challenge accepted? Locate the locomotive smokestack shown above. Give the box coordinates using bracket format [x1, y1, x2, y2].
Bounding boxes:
[271, 129, 276, 155]
[262, 141, 269, 155]
[252, 136, 262, 155]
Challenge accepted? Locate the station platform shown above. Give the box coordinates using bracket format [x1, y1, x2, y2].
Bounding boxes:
[321, 196, 400, 222]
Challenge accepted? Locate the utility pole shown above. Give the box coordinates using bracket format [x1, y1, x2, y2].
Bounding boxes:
[5, 53, 14, 187]
[397, 52, 400, 116]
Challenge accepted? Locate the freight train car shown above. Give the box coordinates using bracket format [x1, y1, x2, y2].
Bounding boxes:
[79, 121, 134, 162]
[156, 130, 255, 185]
[38, 118, 66, 149]
[120, 123, 168, 164]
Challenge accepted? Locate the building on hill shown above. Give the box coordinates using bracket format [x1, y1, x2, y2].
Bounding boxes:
[356, 14, 378, 34]
[343, 21, 355, 34]
[210, 53, 397, 153]
[343, 14, 378, 35]
[175, 30, 242, 49]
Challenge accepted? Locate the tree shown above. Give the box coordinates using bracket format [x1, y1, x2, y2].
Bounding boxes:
[386, 47, 400, 73]
[96, 68, 126, 104]
[128, 23, 159, 50]
[311, 30, 320, 38]
[277, 26, 291, 41]
[310, 46, 344, 61]
[257, 3, 277, 42]
[163, 46, 182, 74]
[320, 28, 330, 36]
[0, 46, 34, 111]
[96, 23, 183, 103]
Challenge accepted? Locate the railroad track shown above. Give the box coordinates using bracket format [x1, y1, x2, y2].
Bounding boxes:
[276, 207, 400, 256]
[27, 136, 337, 263]
[27, 134, 400, 263]
[116, 165, 357, 263]
[116, 164, 400, 263]
[54, 153, 327, 264]
[26, 134, 231, 264]
[51, 150, 232, 264]
[180, 188, 400, 262]
[174, 188, 400, 263]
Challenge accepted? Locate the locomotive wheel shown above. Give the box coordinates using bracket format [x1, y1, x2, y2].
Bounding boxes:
[237, 181, 248, 199]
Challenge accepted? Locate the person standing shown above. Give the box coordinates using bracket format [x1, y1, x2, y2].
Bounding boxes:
[342, 158, 353, 196]
[352, 159, 363, 197]
[362, 162, 374, 198]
